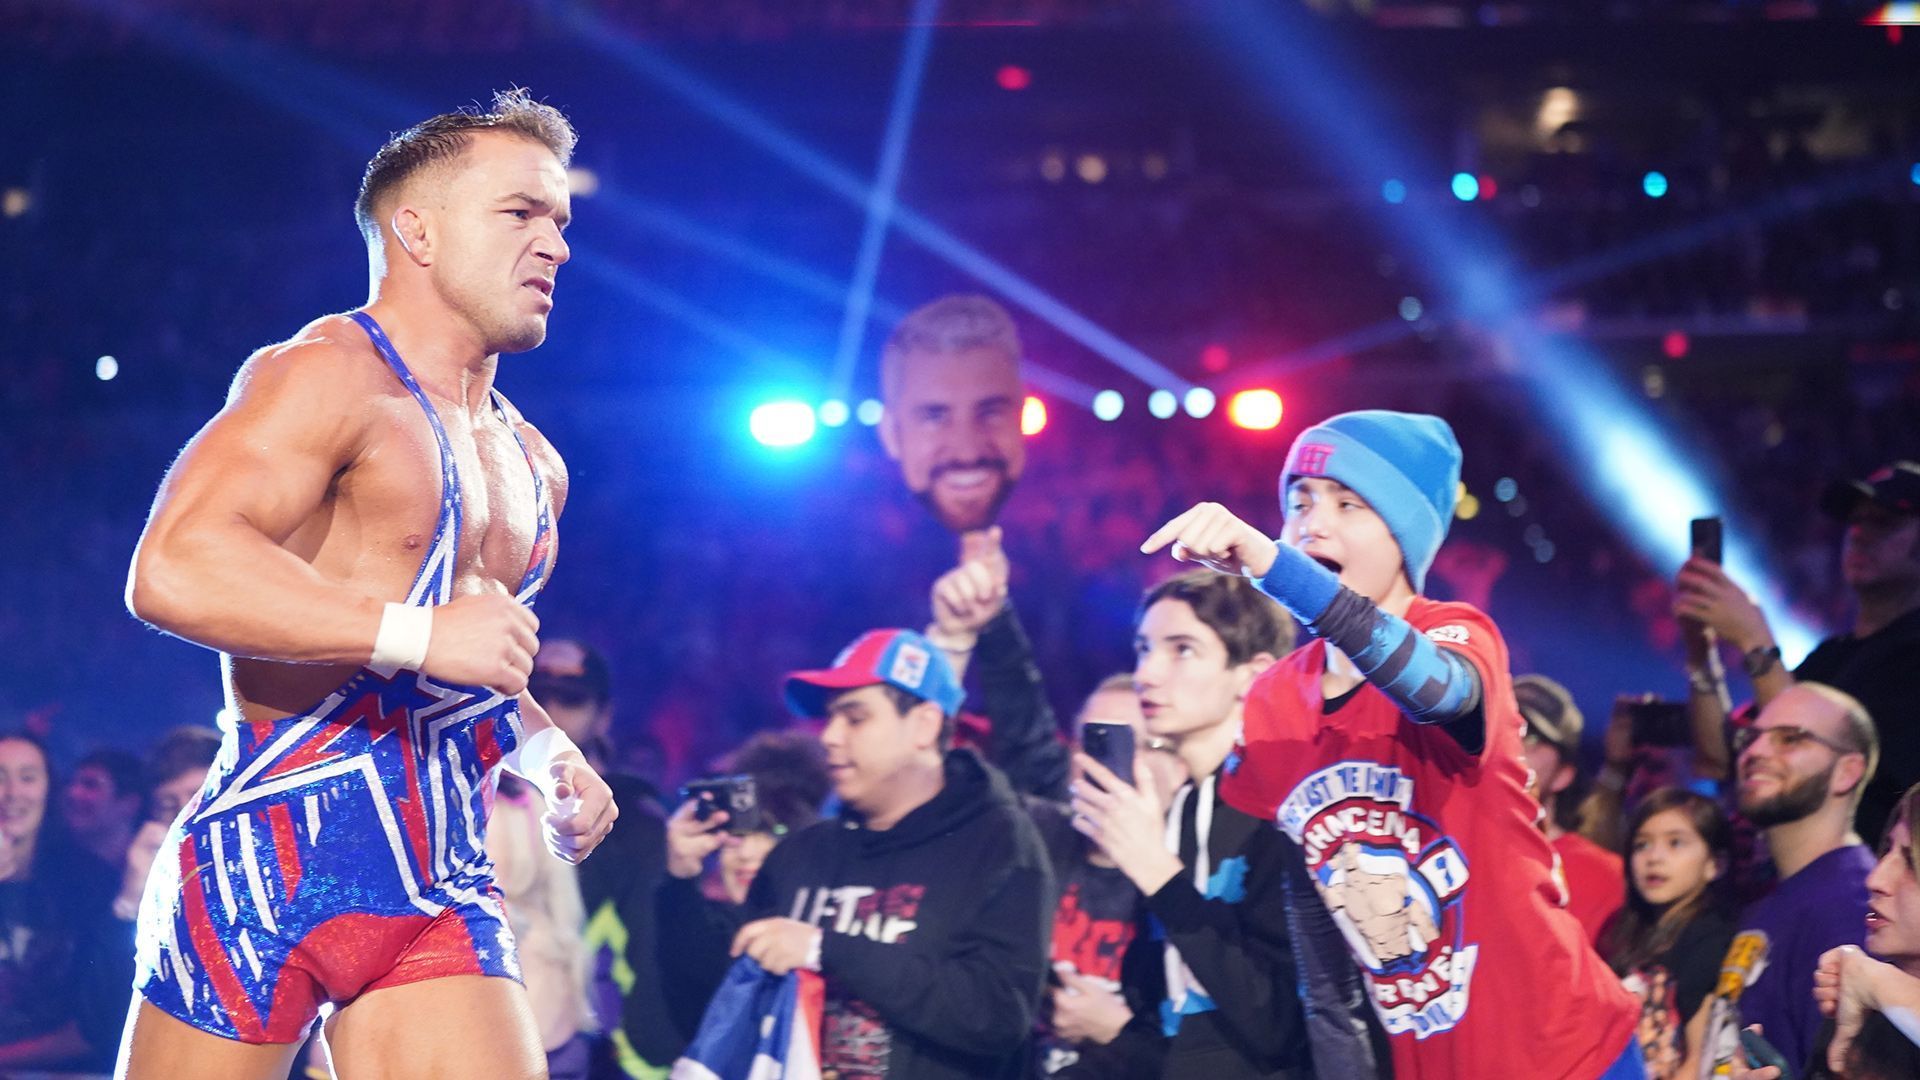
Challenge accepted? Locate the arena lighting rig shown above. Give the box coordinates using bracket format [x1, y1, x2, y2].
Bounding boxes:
[1198, 0, 1821, 660]
[548, 0, 1193, 403]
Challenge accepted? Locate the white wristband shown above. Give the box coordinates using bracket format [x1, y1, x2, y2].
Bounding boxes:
[504, 725, 582, 805]
[803, 926, 823, 972]
[371, 602, 432, 673]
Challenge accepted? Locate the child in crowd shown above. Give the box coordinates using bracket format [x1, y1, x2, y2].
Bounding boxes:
[1603, 788, 1738, 1079]
[1143, 408, 1644, 1079]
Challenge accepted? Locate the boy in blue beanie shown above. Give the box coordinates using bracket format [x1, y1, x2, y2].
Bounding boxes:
[1142, 410, 1643, 1080]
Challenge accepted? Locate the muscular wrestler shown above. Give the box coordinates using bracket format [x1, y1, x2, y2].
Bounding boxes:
[117, 90, 617, 1079]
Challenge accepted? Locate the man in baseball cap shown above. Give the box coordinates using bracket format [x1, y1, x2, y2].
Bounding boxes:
[784, 628, 965, 727]
[1677, 458, 1920, 845]
[783, 628, 967, 830]
[1820, 460, 1920, 522]
[660, 628, 1052, 1079]
[1516, 674, 1624, 945]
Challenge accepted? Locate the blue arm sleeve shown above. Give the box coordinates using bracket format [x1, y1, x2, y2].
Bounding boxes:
[1250, 541, 1483, 725]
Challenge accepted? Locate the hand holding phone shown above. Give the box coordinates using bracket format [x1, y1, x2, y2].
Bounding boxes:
[679, 775, 763, 835]
[1691, 516, 1723, 564]
[1080, 722, 1136, 791]
[1629, 698, 1692, 748]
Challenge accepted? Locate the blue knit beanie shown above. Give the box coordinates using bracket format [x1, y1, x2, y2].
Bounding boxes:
[1280, 410, 1461, 593]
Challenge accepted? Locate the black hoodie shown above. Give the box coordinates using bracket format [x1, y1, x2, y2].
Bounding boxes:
[659, 748, 1054, 1079]
[1114, 769, 1391, 1080]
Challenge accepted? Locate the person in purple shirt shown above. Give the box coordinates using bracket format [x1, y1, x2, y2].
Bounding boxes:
[1697, 683, 1879, 1076]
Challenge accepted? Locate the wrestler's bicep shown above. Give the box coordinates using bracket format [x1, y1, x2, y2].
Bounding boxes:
[148, 346, 371, 545]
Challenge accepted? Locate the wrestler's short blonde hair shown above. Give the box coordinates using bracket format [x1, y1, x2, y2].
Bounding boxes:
[355, 87, 576, 247]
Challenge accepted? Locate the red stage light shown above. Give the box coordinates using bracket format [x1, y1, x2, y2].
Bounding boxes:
[996, 65, 1031, 91]
[1662, 331, 1690, 359]
[1478, 175, 1499, 200]
[1201, 343, 1230, 373]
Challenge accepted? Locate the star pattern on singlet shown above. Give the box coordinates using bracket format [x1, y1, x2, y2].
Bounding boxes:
[195, 670, 511, 917]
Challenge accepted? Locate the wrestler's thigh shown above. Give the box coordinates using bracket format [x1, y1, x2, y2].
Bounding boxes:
[325, 974, 547, 1080]
[116, 996, 301, 1080]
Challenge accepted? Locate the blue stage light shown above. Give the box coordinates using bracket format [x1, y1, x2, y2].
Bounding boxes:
[1643, 171, 1669, 199]
[1092, 390, 1125, 421]
[1148, 389, 1178, 419]
[1197, 3, 1822, 660]
[749, 401, 817, 448]
[571, 10, 1189, 395]
[829, 0, 940, 398]
[1382, 179, 1407, 204]
[818, 399, 851, 428]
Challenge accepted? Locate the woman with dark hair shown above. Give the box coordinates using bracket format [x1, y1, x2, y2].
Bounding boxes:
[1736, 782, 1920, 1079]
[0, 730, 120, 1071]
[708, 730, 829, 906]
[656, 728, 832, 1042]
[1603, 786, 1739, 1079]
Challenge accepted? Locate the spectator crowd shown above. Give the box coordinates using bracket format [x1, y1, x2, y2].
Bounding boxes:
[9, 292, 1917, 1080]
[7, 14, 1920, 1079]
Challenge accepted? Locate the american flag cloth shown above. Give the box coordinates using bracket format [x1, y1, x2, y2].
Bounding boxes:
[672, 957, 823, 1080]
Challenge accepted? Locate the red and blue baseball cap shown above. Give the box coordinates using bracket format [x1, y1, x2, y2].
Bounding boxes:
[1821, 460, 1920, 522]
[784, 629, 965, 719]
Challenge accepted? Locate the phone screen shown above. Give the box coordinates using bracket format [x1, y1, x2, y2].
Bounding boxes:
[1080, 721, 1136, 789]
[1630, 700, 1693, 748]
[1690, 516, 1723, 564]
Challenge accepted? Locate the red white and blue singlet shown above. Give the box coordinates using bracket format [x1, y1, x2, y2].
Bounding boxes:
[132, 312, 558, 1043]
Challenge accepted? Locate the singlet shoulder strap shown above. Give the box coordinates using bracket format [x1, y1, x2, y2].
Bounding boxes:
[348, 311, 463, 606]
[489, 388, 555, 603]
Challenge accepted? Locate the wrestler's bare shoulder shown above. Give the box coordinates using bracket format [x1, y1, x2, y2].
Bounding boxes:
[223, 313, 414, 416]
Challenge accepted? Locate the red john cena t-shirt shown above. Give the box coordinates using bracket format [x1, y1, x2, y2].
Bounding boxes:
[1221, 598, 1639, 1080]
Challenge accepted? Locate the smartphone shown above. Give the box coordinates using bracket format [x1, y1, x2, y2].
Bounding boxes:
[1738, 1027, 1795, 1079]
[1630, 699, 1692, 748]
[679, 775, 763, 836]
[1690, 516, 1723, 564]
[1080, 721, 1136, 789]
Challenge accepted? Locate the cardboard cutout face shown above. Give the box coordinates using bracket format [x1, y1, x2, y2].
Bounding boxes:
[878, 296, 1027, 535]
